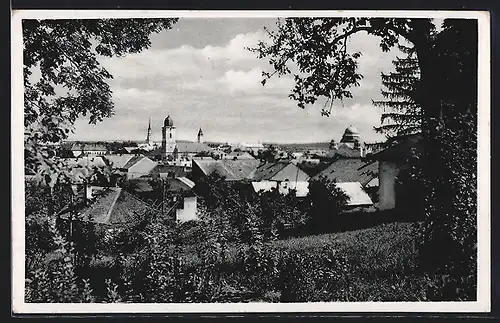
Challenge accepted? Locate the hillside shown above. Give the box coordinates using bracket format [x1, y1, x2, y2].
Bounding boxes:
[264, 142, 331, 151]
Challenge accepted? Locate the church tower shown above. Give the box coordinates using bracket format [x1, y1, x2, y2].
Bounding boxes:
[146, 118, 152, 145]
[197, 128, 204, 143]
[162, 115, 176, 156]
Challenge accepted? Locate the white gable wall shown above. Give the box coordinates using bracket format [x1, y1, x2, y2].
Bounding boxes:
[378, 161, 400, 210]
[270, 163, 310, 182]
[176, 196, 198, 223]
[127, 158, 158, 179]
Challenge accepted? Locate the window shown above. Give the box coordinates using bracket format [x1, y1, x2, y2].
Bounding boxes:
[169, 133, 172, 139]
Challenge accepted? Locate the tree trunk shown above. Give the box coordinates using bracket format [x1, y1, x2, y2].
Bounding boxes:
[409, 21, 446, 229]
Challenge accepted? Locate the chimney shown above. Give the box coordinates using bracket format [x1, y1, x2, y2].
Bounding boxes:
[85, 184, 93, 200]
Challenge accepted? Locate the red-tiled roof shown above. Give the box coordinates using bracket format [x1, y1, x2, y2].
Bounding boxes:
[60, 187, 157, 225]
[193, 159, 260, 180]
[122, 155, 146, 169]
[107, 190, 154, 224]
[250, 162, 310, 182]
[151, 164, 188, 177]
[366, 133, 423, 162]
[176, 142, 213, 153]
[71, 143, 107, 151]
[104, 155, 134, 169]
[222, 152, 255, 160]
[250, 162, 288, 181]
[333, 145, 362, 158]
[314, 158, 378, 186]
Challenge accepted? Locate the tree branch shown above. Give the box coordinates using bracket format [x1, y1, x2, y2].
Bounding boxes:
[329, 26, 374, 45]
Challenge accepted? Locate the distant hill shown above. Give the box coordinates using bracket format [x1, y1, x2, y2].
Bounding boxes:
[63, 140, 332, 151]
[264, 142, 331, 151]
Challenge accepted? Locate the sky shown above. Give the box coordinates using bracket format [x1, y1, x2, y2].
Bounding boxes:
[69, 18, 404, 144]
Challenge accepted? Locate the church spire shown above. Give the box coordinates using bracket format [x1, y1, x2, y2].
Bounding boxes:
[146, 118, 152, 144]
[197, 127, 204, 143]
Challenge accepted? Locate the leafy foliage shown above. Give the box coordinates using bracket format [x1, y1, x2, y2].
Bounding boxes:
[304, 175, 349, 232]
[24, 18, 178, 184]
[252, 17, 479, 300]
[249, 18, 435, 115]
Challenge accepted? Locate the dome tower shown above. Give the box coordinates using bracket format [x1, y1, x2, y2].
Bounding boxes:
[340, 125, 361, 145]
[162, 115, 176, 155]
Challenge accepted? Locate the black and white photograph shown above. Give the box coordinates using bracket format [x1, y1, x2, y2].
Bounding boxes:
[11, 10, 490, 313]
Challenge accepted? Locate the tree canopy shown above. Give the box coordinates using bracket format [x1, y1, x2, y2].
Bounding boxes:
[250, 18, 477, 123]
[23, 18, 178, 186]
[252, 17, 479, 298]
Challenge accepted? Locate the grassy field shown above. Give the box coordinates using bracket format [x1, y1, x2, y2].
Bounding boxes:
[180, 220, 418, 258]
[183, 221, 419, 263]
[271, 221, 428, 301]
[176, 220, 429, 301]
[79, 218, 429, 301]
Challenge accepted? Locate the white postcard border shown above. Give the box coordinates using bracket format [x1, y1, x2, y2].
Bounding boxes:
[11, 9, 491, 314]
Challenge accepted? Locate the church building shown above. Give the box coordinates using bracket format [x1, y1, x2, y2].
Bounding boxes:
[329, 125, 372, 158]
[159, 115, 213, 161]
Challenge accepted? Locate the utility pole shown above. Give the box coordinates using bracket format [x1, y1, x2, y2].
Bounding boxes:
[69, 191, 74, 241]
[162, 178, 165, 217]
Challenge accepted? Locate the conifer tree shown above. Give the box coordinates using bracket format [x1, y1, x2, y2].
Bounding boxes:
[372, 45, 422, 139]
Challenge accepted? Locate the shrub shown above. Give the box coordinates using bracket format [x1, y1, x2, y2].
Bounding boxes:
[304, 176, 349, 233]
[277, 247, 350, 302]
[25, 220, 96, 303]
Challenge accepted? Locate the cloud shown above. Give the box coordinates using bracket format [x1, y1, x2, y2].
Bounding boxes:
[70, 23, 397, 144]
[200, 31, 268, 62]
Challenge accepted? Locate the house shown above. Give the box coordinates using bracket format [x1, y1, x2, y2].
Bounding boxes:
[175, 195, 198, 223]
[166, 156, 192, 168]
[58, 186, 157, 227]
[70, 143, 107, 157]
[248, 162, 311, 198]
[238, 142, 265, 155]
[60, 156, 108, 184]
[64, 156, 107, 168]
[103, 154, 135, 169]
[294, 158, 321, 166]
[222, 151, 255, 160]
[104, 155, 157, 179]
[250, 179, 374, 210]
[191, 158, 261, 182]
[175, 141, 214, 159]
[313, 157, 378, 187]
[327, 144, 363, 159]
[121, 156, 157, 179]
[114, 146, 145, 155]
[361, 133, 423, 211]
[251, 180, 310, 198]
[128, 176, 195, 194]
[335, 182, 374, 210]
[308, 149, 328, 158]
[150, 164, 189, 178]
[250, 161, 310, 182]
[124, 176, 198, 223]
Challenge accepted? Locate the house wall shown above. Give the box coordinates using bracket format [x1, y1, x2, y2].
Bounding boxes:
[377, 161, 400, 210]
[176, 196, 198, 223]
[271, 163, 310, 182]
[73, 151, 83, 157]
[191, 162, 205, 183]
[127, 158, 158, 179]
[87, 150, 106, 155]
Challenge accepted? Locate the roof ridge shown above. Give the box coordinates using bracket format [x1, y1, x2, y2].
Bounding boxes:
[122, 190, 162, 213]
[103, 188, 122, 223]
[266, 162, 289, 180]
